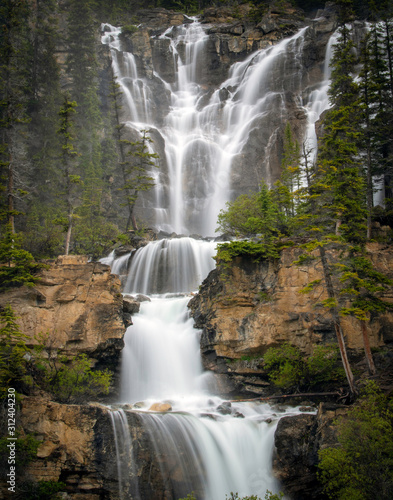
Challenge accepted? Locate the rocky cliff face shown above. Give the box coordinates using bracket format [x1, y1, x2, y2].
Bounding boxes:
[188, 243, 393, 396]
[0, 255, 126, 372]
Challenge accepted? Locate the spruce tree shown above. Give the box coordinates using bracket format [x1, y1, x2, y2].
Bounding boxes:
[0, 304, 30, 395]
[0, 224, 41, 291]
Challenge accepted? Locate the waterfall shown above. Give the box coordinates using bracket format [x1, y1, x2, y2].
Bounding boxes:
[109, 409, 141, 500]
[123, 237, 217, 294]
[106, 236, 308, 499]
[120, 295, 208, 403]
[302, 30, 340, 166]
[101, 16, 331, 499]
[102, 21, 317, 236]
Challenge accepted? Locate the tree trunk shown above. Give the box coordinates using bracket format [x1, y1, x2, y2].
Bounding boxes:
[319, 245, 357, 397]
[65, 218, 72, 256]
[7, 157, 15, 234]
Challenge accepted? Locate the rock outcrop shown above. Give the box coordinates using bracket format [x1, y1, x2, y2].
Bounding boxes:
[188, 243, 393, 396]
[0, 255, 126, 371]
[273, 403, 348, 499]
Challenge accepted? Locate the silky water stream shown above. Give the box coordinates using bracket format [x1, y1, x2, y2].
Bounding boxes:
[100, 16, 334, 499]
[105, 239, 306, 500]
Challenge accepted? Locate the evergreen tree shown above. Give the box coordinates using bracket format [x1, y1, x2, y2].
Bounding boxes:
[292, 13, 365, 397]
[119, 130, 159, 231]
[318, 382, 393, 500]
[0, 304, 30, 396]
[273, 123, 301, 233]
[73, 162, 119, 259]
[318, 17, 366, 244]
[0, 223, 42, 291]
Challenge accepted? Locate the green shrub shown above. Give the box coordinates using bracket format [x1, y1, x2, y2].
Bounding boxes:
[23, 479, 66, 499]
[225, 491, 284, 500]
[0, 433, 40, 469]
[215, 240, 279, 265]
[318, 381, 393, 499]
[263, 343, 344, 391]
[32, 333, 112, 403]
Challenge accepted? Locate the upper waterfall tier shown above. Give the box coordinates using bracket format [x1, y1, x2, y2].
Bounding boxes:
[102, 16, 336, 237]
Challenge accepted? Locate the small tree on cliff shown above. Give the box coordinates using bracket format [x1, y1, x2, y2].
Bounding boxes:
[0, 223, 41, 291]
[119, 129, 159, 232]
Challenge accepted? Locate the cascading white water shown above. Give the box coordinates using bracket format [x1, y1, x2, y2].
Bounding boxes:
[123, 237, 217, 294]
[302, 30, 340, 166]
[102, 22, 316, 236]
[109, 410, 141, 500]
[106, 237, 308, 500]
[120, 295, 209, 403]
[101, 16, 332, 500]
[139, 407, 285, 500]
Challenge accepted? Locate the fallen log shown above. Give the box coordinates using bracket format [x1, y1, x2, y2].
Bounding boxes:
[226, 391, 343, 403]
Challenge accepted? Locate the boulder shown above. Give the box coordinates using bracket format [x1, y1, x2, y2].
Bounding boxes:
[123, 296, 141, 314]
[148, 402, 172, 412]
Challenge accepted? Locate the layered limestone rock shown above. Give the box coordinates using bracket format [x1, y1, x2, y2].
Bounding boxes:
[0, 255, 125, 368]
[188, 244, 393, 395]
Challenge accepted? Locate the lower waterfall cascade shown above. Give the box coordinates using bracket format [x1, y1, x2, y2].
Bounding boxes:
[101, 11, 338, 499]
[107, 240, 309, 500]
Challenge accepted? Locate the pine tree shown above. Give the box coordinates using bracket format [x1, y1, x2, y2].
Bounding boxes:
[0, 223, 41, 291]
[73, 162, 119, 259]
[293, 12, 365, 397]
[273, 123, 301, 233]
[318, 18, 366, 244]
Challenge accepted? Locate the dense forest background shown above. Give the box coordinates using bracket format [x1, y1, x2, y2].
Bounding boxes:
[0, 0, 392, 265]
